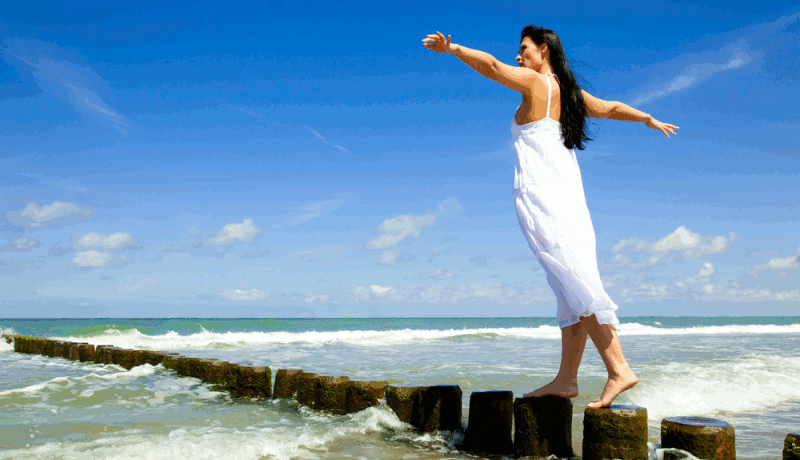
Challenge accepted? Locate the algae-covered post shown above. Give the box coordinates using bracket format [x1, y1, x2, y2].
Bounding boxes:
[583, 405, 648, 460]
[785, 433, 800, 460]
[346, 380, 388, 413]
[514, 395, 574, 459]
[273, 369, 303, 399]
[412, 384, 462, 433]
[661, 416, 735, 460]
[461, 390, 513, 456]
[315, 375, 350, 414]
[296, 372, 321, 407]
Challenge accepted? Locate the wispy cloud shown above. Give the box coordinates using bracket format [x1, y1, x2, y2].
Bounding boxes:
[281, 199, 344, 227]
[306, 126, 350, 152]
[6, 200, 94, 231]
[627, 12, 800, 106]
[1, 38, 131, 135]
[629, 42, 754, 106]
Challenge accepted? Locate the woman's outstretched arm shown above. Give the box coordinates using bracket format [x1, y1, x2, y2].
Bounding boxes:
[422, 31, 538, 94]
[583, 90, 679, 137]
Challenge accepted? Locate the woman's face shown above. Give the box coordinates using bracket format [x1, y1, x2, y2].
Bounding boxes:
[516, 36, 548, 71]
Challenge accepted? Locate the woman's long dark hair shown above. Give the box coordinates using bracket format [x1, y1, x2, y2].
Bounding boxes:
[521, 25, 592, 150]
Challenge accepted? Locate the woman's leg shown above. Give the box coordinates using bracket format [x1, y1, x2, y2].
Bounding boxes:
[579, 314, 638, 408]
[524, 321, 588, 398]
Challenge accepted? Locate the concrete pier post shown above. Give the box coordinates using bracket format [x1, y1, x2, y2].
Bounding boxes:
[514, 396, 574, 459]
[346, 380, 389, 413]
[785, 433, 800, 460]
[296, 372, 321, 407]
[412, 384, 462, 432]
[386, 384, 428, 425]
[661, 416, 735, 460]
[583, 405, 648, 460]
[273, 369, 303, 399]
[460, 390, 513, 456]
[315, 375, 351, 414]
[237, 365, 273, 398]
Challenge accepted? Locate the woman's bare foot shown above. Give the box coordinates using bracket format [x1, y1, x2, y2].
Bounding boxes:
[586, 367, 638, 409]
[523, 378, 578, 399]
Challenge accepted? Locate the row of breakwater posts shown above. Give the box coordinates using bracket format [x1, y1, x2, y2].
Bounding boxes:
[5, 335, 800, 460]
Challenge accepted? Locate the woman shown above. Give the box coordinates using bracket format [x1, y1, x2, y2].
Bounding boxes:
[422, 25, 678, 408]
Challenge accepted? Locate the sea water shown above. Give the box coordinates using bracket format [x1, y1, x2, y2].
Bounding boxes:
[0, 317, 798, 459]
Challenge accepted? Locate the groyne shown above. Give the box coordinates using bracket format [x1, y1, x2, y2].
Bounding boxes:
[6, 333, 793, 459]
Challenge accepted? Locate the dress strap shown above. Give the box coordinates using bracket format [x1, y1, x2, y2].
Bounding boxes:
[545, 74, 553, 120]
[545, 73, 558, 121]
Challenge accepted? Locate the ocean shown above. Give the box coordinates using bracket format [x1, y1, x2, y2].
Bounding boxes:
[0, 316, 798, 459]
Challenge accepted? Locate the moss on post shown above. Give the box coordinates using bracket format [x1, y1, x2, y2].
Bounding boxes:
[273, 369, 303, 399]
[315, 375, 351, 414]
[346, 380, 389, 413]
[296, 372, 321, 407]
[584, 405, 648, 460]
[661, 416, 735, 460]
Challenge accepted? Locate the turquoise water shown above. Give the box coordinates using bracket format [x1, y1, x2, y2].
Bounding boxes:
[1, 317, 799, 459]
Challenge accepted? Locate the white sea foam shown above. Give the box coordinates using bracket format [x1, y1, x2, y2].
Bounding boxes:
[60, 322, 800, 350]
[0, 404, 415, 460]
[0, 364, 159, 397]
[629, 354, 800, 421]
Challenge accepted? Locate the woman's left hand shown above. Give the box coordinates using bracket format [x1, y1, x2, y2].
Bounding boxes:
[645, 117, 679, 137]
[422, 31, 454, 54]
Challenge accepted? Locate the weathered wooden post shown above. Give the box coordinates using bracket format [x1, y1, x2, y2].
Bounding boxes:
[273, 369, 303, 399]
[346, 380, 389, 413]
[296, 372, 321, 406]
[386, 384, 428, 425]
[460, 390, 513, 456]
[785, 433, 800, 460]
[412, 384, 462, 432]
[583, 405, 648, 460]
[514, 396, 575, 459]
[237, 365, 272, 398]
[661, 416, 735, 460]
[315, 375, 351, 414]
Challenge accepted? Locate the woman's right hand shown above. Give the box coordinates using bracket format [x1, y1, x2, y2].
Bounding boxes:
[645, 117, 679, 137]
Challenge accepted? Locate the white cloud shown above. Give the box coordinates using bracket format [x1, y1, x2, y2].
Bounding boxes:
[365, 197, 463, 251]
[697, 261, 715, 278]
[412, 268, 457, 280]
[754, 256, 798, 270]
[352, 285, 394, 301]
[3, 236, 42, 252]
[610, 226, 735, 268]
[304, 292, 331, 304]
[366, 214, 437, 250]
[220, 288, 268, 301]
[207, 218, 259, 246]
[75, 232, 133, 250]
[7, 200, 94, 231]
[71, 250, 113, 268]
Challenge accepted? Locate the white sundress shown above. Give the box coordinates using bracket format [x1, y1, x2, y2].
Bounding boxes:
[511, 74, 620, 329]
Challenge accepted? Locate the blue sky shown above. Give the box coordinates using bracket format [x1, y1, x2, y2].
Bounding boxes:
[0, 1, 798, 318]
